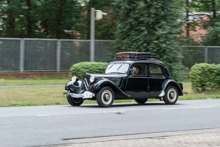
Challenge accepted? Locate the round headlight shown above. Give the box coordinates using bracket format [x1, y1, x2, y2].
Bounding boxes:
[90, 76, 95, 83]
[71, 76, 78, 83]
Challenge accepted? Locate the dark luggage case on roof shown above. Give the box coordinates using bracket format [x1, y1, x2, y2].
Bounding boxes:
[116, 52, 151, 59]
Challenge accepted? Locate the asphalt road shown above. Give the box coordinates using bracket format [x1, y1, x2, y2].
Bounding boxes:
[0, 99, 220, 147]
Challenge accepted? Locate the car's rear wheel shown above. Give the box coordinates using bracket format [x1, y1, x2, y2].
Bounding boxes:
[135, 99, 148, 104]
[96, 86, 114, 107]
[163, 86, 178, 104]
[67, 91, 84, 106]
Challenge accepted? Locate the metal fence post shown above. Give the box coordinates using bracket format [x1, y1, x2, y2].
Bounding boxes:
[20, 39, 24, 73]
[205, 46, 208, 63]
[90, 7, 95, 62]
[56, 39, 61, 72]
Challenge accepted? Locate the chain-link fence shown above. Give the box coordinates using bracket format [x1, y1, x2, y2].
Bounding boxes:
[181, 46, 220, 70]
[181, 46, 206, 70]
[0, 38, 220, 72]
[0, 38, 20, 71]
[0, 38, 113, 72]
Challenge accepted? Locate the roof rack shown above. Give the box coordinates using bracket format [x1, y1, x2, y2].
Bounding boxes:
[114, 52, 159, 61]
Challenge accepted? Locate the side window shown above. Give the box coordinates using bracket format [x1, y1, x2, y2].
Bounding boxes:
[149, 64, 164, 77]
[130, 64, 147, 76]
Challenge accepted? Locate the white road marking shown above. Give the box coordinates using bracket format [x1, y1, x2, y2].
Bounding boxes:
[36, 111, 125, 117]
[1, 104, 220, 118]
[36, 106, 220, 116]
[163, 106, 217, 110]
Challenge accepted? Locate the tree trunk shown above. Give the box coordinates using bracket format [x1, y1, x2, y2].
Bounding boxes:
[212, 0, 216, 18]
[6, 0, 15, 37]
[186, 0, 189, 44]
[86, 8, 90, 39]
[26, 0, 32, 37]
[56, 0, 63, 39]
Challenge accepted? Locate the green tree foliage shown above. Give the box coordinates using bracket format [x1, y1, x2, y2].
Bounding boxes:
[113, 0, 184, 81]
[0, 0, 116, 39]
[0, 0, 43, 37]
[189, 0, 220, 12]
[203, 24, 220, 45]
[187, 0, 220, 45]
[202, 15, 220, 45]
[38, 0, 81, 39]
[0, 0, 24, 37]
[0, 0, 81, 38]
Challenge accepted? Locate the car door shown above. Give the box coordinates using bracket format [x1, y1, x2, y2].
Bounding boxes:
[125, 63, 148, 98]
[148, 63, 166, 97]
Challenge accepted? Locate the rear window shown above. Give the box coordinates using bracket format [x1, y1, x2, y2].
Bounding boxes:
[149, 64, 163, 77]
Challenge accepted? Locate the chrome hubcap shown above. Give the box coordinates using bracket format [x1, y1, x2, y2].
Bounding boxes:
[169, 91, 175, 99]
[104, 93, 110, 101]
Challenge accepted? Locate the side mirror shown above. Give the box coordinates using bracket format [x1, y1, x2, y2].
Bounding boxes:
[130, 67, 136, 71]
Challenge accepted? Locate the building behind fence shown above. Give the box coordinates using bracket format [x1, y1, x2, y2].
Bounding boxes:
[0, 38, 220, 72]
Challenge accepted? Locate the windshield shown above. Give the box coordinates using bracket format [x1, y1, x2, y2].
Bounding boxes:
[105, 63, 129, 74]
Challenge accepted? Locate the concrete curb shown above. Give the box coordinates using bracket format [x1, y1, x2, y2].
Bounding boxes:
[66, 128, 220, 143]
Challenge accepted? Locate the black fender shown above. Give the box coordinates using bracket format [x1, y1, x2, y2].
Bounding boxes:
[162, 79, 183, 96]
[65, 80, 81, 93]
[65, 81, 73, 90]
[93, 79, 130, 98]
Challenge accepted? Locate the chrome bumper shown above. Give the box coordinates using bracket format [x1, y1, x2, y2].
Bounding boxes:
[159, 90, 165, 97]
[183, 92, 188, 95]
[158, 90, 188, 97]
[67, 91, 95, 99]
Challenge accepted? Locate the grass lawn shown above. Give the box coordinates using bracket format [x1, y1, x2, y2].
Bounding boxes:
[0, 83, 219, 107]
[0, 87, 135, 107]
[179, 83, 220, 100]
[0, 79, 70, 86]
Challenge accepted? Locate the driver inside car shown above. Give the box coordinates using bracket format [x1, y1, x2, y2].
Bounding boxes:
[131, 66, 141, 75]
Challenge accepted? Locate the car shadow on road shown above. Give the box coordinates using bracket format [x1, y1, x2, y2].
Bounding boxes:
[78, 102, 184, 108]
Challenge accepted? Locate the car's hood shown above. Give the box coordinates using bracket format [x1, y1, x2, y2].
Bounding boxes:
[88, 73, 127, 78]
[87, 73, 127, 86]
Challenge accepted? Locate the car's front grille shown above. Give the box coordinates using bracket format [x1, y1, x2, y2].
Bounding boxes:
[80, 75, 90, 91]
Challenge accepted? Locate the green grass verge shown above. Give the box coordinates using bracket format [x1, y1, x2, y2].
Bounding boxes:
[0, 79, 70, 86]
[0, 83, 219, 107]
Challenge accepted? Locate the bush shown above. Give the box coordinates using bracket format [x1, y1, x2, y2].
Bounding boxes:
[70, 62, 108, 79]
[190, 63, 220, 92]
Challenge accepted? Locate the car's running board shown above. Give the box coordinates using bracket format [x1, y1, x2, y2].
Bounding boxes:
[183, 92, 188, 95]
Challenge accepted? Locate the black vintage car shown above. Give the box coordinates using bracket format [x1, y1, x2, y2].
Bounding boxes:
[64, 52, 186, 107]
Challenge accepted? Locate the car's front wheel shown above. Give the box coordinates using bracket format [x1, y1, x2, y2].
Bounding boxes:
[135, 99, 148, 104]
[163, 86, 179, 104]
[96, 86, 114, 107]
[67, 91, 84, 106]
